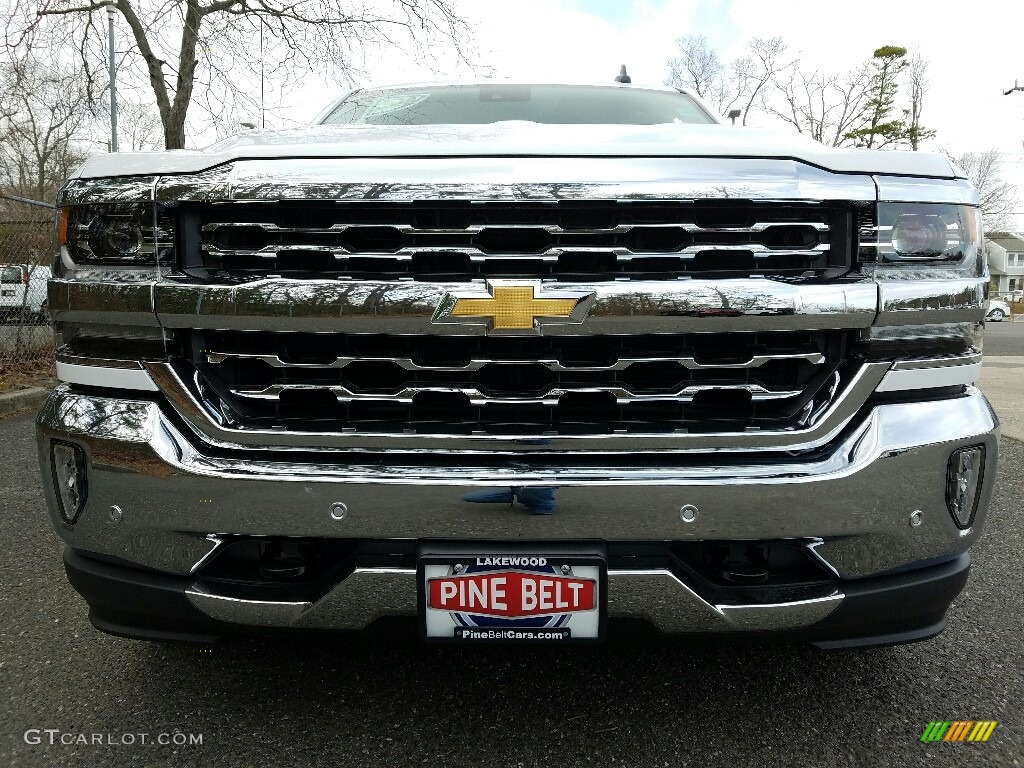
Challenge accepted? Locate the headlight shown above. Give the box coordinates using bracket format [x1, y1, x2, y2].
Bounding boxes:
[61, 203, 174, 267]
[891, 214, 948, 258]
[89, 215, 143, 257]
[861, 203, 983, 267]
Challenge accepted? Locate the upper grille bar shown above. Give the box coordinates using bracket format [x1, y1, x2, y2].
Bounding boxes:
[207, 351, 826, 372]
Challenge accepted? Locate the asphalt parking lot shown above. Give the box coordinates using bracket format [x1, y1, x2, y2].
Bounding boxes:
[1, 387, 1021, 767]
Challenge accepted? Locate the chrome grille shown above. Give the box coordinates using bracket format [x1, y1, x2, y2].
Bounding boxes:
[190, 201, 853, 281]
[185, 330, 853, 436]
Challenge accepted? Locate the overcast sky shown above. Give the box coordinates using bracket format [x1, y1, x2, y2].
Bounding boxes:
[254, 0, 1024, 229]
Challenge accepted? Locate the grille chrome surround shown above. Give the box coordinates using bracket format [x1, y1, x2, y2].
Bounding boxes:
[53, 160, 985, 454]
[146, 359, 891, 453]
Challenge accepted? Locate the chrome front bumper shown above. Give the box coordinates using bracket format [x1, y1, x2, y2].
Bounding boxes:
[38, 385, 998, 637]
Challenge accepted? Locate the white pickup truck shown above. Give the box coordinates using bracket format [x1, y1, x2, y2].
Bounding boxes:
[0, 263, 50, 323]
[37, 82, 998, 648]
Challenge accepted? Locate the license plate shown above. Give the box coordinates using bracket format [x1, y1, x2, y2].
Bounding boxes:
[419, 554, 605, 642]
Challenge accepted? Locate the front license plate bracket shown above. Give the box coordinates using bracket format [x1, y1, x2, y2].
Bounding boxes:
[417, 546, 607, 643]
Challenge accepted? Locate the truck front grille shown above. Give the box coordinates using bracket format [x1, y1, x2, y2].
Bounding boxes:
[185, 330, 855, 436]
[192, 200, 854, 281]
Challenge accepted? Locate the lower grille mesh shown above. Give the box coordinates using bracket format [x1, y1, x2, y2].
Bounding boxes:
[185, 330, 854, 436]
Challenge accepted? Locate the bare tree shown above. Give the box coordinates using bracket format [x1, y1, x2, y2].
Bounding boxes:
[6, 0, 473, 150]
[114, 101, 164, 151]
[0, 58, 90, 201]
[665, 35, 790, 122]
[665, 35, 729, 107]
[767, 45, 934, 150]
[950, 149, 1019, 231]
[732, 37, 791, 126]
[902, 52, 935, 150]
[765, 62, 870, 146]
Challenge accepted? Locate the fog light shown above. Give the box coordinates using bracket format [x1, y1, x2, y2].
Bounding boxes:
[946, 446, 985, 529]
[51, 441, 88, 525]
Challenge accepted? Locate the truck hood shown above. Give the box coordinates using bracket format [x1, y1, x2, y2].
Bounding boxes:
[72, 122, 961, 180]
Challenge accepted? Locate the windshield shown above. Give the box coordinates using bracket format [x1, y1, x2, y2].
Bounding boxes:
[320, 84, 716, 126]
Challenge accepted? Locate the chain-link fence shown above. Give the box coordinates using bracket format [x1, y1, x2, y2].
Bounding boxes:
[0, 194, 56, 389]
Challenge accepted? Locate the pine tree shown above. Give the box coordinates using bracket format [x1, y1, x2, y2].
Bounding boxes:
[843, 46, 909, 149]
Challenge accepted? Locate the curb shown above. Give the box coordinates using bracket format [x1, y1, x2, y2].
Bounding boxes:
[0, 387, 50, 418]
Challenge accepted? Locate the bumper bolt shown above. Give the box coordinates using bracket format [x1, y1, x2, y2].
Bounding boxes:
[453, 563, 464, 574]
[329, 502, 347, 521]
[109, 505, 122, 523]
[561, 564, 571, 575]
[910, 510, 923, 527]
[680, 504, 699, 523]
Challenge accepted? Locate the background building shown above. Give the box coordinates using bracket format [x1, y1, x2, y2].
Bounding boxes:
[986, 232, 1024, 298]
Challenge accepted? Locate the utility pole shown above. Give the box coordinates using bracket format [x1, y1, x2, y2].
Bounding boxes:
[106, 2, 118, 152]
[260, 19, 266, 128]
[1004, 80, 1024, 96]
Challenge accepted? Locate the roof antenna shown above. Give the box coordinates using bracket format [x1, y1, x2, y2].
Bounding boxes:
[614, 65, 631, 84]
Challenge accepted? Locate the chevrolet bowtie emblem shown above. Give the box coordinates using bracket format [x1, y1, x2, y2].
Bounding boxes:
[432, 282, 596, 334]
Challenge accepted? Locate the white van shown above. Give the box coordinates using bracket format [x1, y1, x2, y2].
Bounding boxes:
[0, 263, 51, 323]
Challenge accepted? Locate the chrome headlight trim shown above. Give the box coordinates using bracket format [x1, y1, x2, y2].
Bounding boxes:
[873, 176, 979, 206]
[58, 176, 157, 206]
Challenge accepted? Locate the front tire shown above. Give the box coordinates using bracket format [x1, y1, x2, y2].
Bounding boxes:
[988, 309, 1006, 322]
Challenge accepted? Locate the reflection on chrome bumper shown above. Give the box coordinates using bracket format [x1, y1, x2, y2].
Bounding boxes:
[37, 385, 998, 589]
[182, 568, 844, 634]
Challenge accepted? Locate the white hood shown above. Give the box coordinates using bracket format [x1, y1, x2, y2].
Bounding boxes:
[73, 122, 961, 180]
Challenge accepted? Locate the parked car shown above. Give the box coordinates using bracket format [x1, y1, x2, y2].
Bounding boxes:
[0, 263, 51, 324]
[987, 299, 1012, 322]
